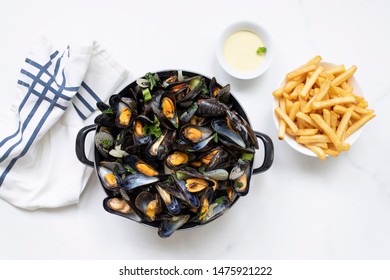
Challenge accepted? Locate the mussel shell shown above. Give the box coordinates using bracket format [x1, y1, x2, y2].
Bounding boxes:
[158, 215, 190, 238]
[172, 174, 200, 208]
[179, 103, 198, 125]
[229, 159, 250, 180]
[94, 113, 116, 128]
[103, 196, 142, 222]
[212, 119, 246, 149]
[196, 98, 228, 117]
[100, 161, 126, 175]
[135, 191, 163, 222]
[121, 173, 159, 192]
[123, 154, 159, 177]
[201, 196, 230, 224]
[133, 115, 153, 145]
[156, 184, 181, 215]
[210, 77, 231, 104]
[98, 166, 120, 191]
[114, 97, 137, 128]
[232, 162, 251, 196]
[152, 91, 179, 130]
[146, 129, 176, 160]
[226, 110, 259, 149]
[165, 150, 196, 170]
[180, 124, 214, 143]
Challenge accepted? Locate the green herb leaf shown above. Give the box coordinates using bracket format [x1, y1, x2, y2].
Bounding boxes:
[176, 171, 187, 181]
[102, 108, 114, 114]
[145, 72, 158, 90]
[101, 139, 113, 149]
[240, 153, 254, 161]
[235, 181, 244, 190]
[212, 133, 219, 143]
[256, 46, 267, 55]
[142, 88, 152, 102]
[124, 164, 136, 174]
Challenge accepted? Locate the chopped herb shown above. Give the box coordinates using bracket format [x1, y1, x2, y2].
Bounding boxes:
[101, 139, 113, 149]
[235, 182, 244, 190]
[240, 153, 254, 161]
[142, 88, 152, 102]
[145, 72, 158, 90]
[102, 108, 114, 114]
[143, 115, 162, 138]
[176, 171, 187, 181]
[256, 46, 267, 55]
[214, 196, 226, 205]
[212, 133, 218, 143]
[124, 164, 136, 174]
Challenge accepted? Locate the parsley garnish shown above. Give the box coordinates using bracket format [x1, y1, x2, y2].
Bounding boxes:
[256, 46, 267, 55]
[145, 72, 158, 90]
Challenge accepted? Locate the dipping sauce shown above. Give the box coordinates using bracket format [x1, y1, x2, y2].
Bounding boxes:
[224, 30, 265, 72]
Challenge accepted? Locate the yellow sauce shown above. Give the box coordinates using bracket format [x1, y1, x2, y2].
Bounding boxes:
[224, 30, 265, 72]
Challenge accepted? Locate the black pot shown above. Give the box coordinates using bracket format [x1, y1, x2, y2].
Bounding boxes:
[75, 70, 274, 232]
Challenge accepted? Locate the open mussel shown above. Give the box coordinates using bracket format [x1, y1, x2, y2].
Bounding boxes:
[103, 196, 142, 222]
[124, 155, 159, 177]
[121, 173, 159, 192]
[98, 166, 120, 192]
[152, 92, 179, 130]
[110, 96, 137, 128]
[210, 77, 231, 104]
[135, 191, 163, 222]
[146, 129, 176, 161]
[212, 119, 246, 149]
[95, 127, 114, 158]
[158, 215, 190, 238]
[226, 110, 259, 149]
[133, 115, 153, 145]
[165, 151, 195, 170]
[155, 183, 181, 215]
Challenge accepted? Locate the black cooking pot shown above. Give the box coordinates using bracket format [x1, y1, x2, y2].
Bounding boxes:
[75, 70, 274, 233]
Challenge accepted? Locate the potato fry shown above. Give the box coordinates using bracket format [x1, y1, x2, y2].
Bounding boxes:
[312, 96, 355, 110]
[305, 145, 326, 160]
[286, 64, 316, 80]
[336, 106, 354, 140]
[275, 107, 298, 134]
[297, 135, 331, 144]
[344, 113, 376, 139]
[331, 65, 357, 86]
[273, 58, 375, 159]
[310, 114, 343, 152]
[300, 66, 324, 97]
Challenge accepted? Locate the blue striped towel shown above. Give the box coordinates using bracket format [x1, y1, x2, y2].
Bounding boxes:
[0, 37, 128, 209]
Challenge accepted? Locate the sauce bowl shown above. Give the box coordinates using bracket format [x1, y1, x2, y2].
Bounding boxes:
[216, 21, 273, 79]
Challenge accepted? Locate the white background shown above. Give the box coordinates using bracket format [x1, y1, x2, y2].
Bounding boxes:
[0, 0, 389, 259]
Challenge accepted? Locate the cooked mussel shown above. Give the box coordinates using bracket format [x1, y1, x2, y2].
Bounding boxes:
[133, 115, 153, 145]
[158, 215, 190, 238]
[152, 92, 179, 130]
[135, 191, 163, 222]
[212, 119, 246, 148]
[196, 98, 228, 117]
[123, 154, 159, 177]
[121, 173, 159, 191]
[98, 166, 119, 191]
[146, 129, 176, 160]
[103, 196, 142, 222]
[95, 127, 114, 158]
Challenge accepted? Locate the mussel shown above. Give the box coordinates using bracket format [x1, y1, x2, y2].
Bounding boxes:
[135, 191, 163, 222]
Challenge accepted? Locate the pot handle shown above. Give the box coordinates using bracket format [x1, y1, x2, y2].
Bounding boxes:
[75, 124, 97, 167]
[253, 131, 274, 175]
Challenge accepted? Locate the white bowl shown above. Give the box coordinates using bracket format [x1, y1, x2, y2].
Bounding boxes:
[272, 62, 364, 157]
[216, 21, 273, 79]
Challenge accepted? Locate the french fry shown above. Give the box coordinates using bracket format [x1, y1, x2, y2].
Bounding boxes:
[297, 134, 331, 144]
[331, 65, 357, 86]
[286, 64, 316, 80]
[312, 96, 355, 110]
[344, 113, 376, 139]
[296, 129, 319, 136]
[275, 107, 298, 134]
[278, 98, 287, 140]
[310, 113, 343, 152]
[325, 64, 345, 75]
[300, 66, 324, 97]
[305, 145, 326, 160]
[336, 106, 354, 140]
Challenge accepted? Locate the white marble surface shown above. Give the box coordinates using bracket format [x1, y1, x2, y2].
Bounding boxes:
[0, 0, 389, 259]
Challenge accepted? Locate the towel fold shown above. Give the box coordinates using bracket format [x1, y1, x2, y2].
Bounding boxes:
[0, 37, 128, 210]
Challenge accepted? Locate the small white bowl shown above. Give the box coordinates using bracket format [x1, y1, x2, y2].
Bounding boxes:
[273, 62, 364, 157]
[216, 21, 273, 79]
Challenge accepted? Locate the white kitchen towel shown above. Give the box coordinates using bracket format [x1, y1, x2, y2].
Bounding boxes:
[0, 37, 128, 210]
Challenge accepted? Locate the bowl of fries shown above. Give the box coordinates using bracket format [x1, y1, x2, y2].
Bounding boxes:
[273, 56, 375, 160]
